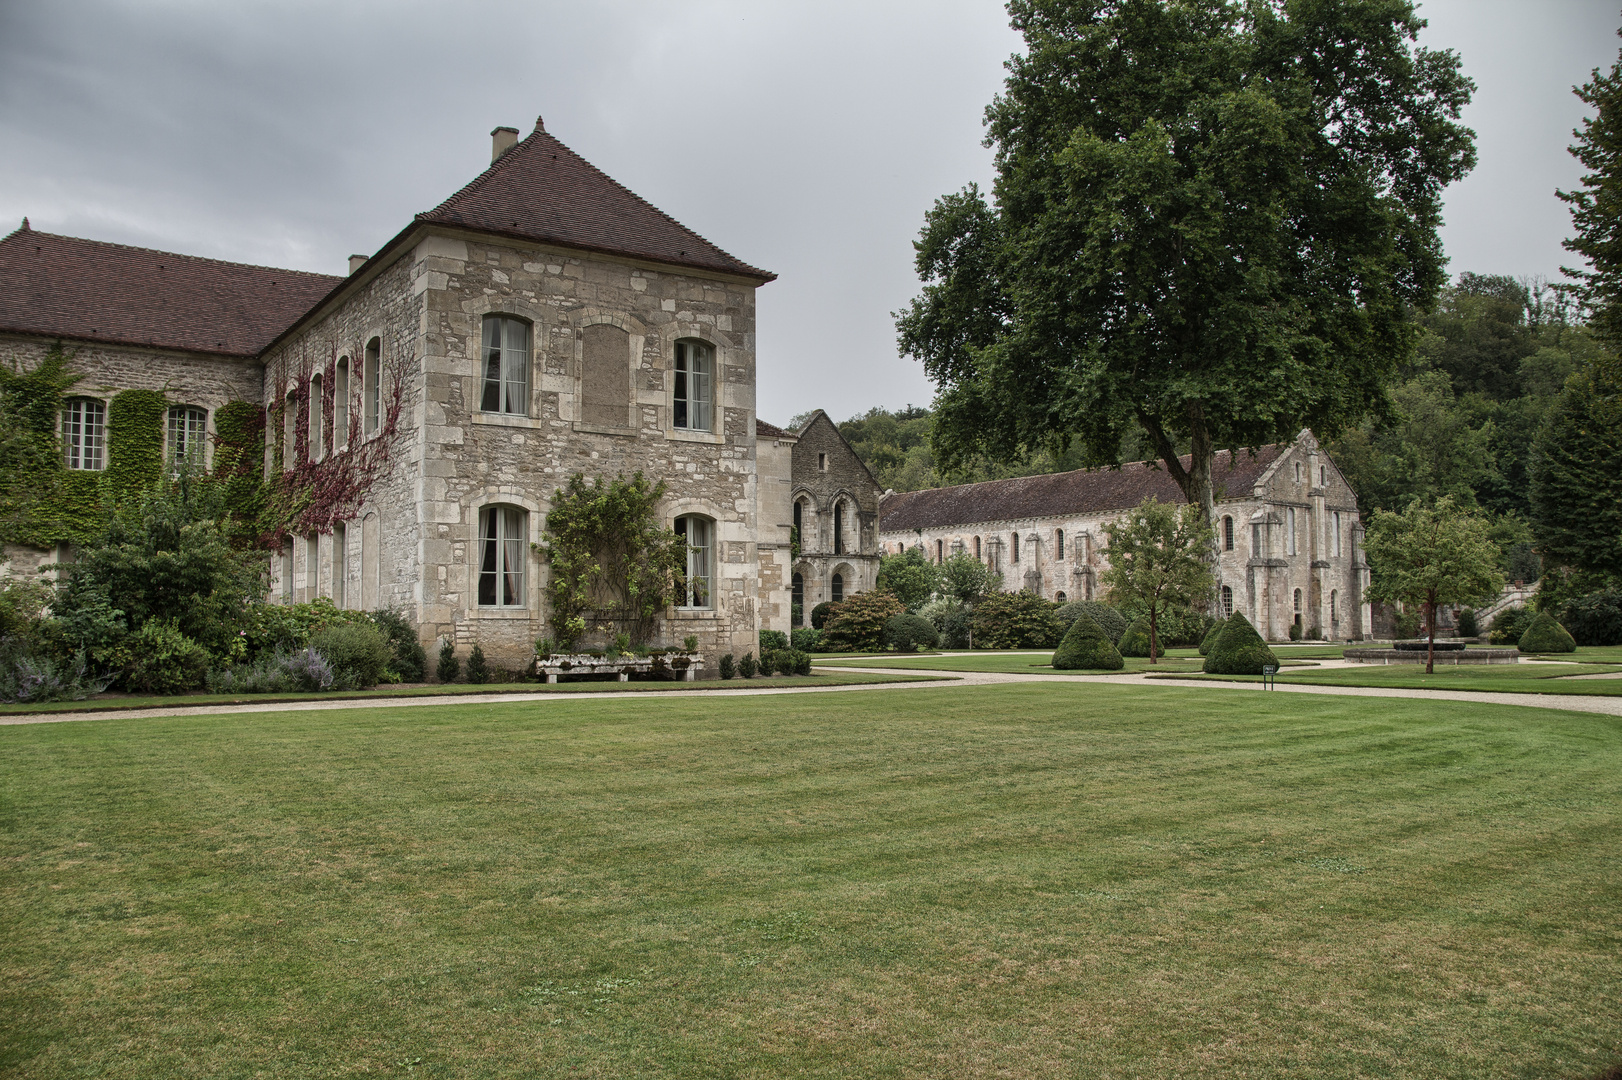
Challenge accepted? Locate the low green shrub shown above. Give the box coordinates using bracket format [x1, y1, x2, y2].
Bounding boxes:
[1518, 613, 1577, 653]
[1289, 621, 1303, 641]
[1117, 618, 1152, 658]
[970, 592, 1063, 649]
[1456, 608, 1479, 638]
[919, 597, 972, 648]
[436, 640, 460, 683]
[810, 602, 835, 630]
[790, 627, 823, 652]
[884, 613, 939, 653]
[311, 622, 393, 689]
[739, 651, 758, 678]
[466, 643, 490, 684]
[370, 609, 427, 681]
[1051, 614, 1123, 670]
[1198, 619, 1227, 656]
[1055, 600, 1128, 643]
[760, 629, 789, 653]
[793, 650, 812, 676]
[1558, 589, 1622, 646]
[719, 653, 736, 679]
[0, 639, 107, 704]
[1202, 612, 1278, 675]
[1488, 606, 1535, 645]
[122, 619, 209, 694]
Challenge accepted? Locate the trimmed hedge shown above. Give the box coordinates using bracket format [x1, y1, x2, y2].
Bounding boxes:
[311, 622, 393, 688]
[1202, 612, 1279, 675]
[1117, 618, 1152, 658]
[1056, 600, 1127, 643]
[1198, 619, 1227, 657]
[1051, 613, 1124, 670]
[1518, 612, 1577, 653]
[884, 613, 939, 653]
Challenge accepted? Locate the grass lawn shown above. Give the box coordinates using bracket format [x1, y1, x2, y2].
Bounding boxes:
[3, 685, 1620, 1077]
[1153, 662, 1622, 696]
[0, 671, 940, 717]
[815, 652, 1208, 675]
[1525, 646, 1622, 665]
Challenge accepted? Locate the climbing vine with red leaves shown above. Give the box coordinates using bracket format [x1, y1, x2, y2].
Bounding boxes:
[260, 338, 409, 549]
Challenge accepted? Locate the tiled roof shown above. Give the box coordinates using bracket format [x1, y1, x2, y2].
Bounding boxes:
[0, 227, 341, 357]
[879, 446, 1284, 532]
[417, 122, 775, 283]
[755, 418, 791, 438]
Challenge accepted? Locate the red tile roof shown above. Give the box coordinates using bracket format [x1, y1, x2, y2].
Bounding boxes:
[0, 227, 341, 357]
[755, 418, 791, 439]
[418, 123, 775, 283]
[879, 446, 1284, 532]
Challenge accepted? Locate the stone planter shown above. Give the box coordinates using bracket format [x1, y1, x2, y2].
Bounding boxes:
[532, 653, 702, 683]
[1344, 647, 1520, 666]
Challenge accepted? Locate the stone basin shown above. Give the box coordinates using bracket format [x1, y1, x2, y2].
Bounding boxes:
[1344, 647, 1519, 665]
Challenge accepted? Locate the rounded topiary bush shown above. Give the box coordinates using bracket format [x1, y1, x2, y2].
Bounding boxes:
[312, 622, 393, 688]
[884, 613, 939, 653]
[810, 602, 836, 630]
[1202, 612, 1279, 675]
[1518, 612, 1577, 653]
[1117, 617, 1152, 658]
[1057, 600, 1127, 643]
[1051, 613, 1124, 670]
[1198, 618, 1227, 657]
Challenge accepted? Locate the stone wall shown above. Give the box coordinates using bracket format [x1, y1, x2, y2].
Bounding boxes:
[789, 412, 881, 621]
[756, 430, 796, 634]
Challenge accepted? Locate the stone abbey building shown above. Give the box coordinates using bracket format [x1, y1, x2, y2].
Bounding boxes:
[878, 430, 1372, 642]
[0, 119, 881, 668]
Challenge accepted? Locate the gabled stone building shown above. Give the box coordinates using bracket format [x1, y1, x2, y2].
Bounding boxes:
[784, 410, 882, 623]
[877, 430, 1371, 642]
[0, 118, 839, 670]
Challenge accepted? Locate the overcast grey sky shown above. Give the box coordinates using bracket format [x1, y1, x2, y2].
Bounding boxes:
[0, 1, 1614, 424]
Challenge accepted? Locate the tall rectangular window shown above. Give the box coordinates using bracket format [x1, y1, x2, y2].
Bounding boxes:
[1012, 532, 1020, 563]
[673, 340, 713, 431]
[1333, 511, 1342, 557]
[167, 406, 207, 469]
[480, 316, 530, 415]
[62, 398, 106, 470]
[674, 515, 712, 609]
[364, 338, 381, 435]
[1223, 516, 1234, 551]
[335, 357, 349, 446]
[478, 506, 527, 607]
[1056, 529, 1064, 560]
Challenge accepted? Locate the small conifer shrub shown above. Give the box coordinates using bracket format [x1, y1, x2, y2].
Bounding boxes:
[719, 653, 736, 679]
[1117, 617, 1153, 658]
[739, 651, 758, 678]
[1518, 612, 1577, 653]
[465, 643, 490, 684]
[1202, 612, 1279, 675]
[436, 640, 460, 683]
[1051, 613, 1124, 670]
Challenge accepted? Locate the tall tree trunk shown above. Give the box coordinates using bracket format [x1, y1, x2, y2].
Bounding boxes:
[1148, 606, 1159, 665]
[1426, 589, 1437, 675]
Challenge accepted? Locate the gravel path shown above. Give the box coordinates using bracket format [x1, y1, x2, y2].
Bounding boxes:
[6, 657, 1621, 725]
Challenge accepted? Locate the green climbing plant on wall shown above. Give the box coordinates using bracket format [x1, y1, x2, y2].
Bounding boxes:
[536, 473, 688, 649]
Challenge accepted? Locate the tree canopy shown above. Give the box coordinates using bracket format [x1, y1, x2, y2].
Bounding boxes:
[897, 0, 1476, 525]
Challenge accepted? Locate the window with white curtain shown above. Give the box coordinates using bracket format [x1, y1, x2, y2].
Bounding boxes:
[167, 406, 207, 469]
[62, 398, 106, 470]
[480, 315, 530, 415]
[478, 505, 527, 607]
[673, 340, 713, 431]
[675, 514, 713, 608]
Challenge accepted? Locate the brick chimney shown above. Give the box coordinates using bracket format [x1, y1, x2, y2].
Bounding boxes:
[348, 254, 367, 275]
[491, 126, 520, 163]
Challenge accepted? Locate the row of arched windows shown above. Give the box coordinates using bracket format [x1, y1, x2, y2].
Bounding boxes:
[289, 338, 382, 466]
[794, 494, 858, 555]
[62, 399, 211, 472]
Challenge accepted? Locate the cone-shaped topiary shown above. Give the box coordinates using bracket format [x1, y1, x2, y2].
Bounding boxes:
[1518, 612, 1577, 653]
[1117, 617, 1152, 657]
[1202, 612, 1279, 674]
[1198, 618, 1228, 656]
[1051, 613, 1124, 670]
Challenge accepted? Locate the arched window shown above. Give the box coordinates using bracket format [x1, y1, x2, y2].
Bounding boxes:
[1223, 516, 1234, 551]
[673, 340, 713, 431]
[833, 500, 845, 555]
[280, 545, 293, 601]
[363, 337, 381, 435]
[793, 499, 803, 549]
[283, 391, 297, 470]
[1012, 532, 1020, 563]
[792, 572, 804, 625]
[1294, 461, 1302, 483]
[936, 539, 943, 563]
[675, 514, 713, 609]
[1056, 529, 1065, 560]
[335, 356, 350, 447]
[831, 573, 844, 604]
[1221, 585, 1234, 618]
[1320, 464, 1326, 485]
[478, 505, 527, 607]
[1055, 591, 1067, 603]
[974, 535, 981, 560]
[62, 398, 106, 471]
[167, 405, 207, 469]
[308, 371, 323, 460]
[481, 314, 530, 415]
[1330, 589, 1338, 625]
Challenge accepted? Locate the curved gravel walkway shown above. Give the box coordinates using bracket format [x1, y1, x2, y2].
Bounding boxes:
[6, 657, 1622, 725]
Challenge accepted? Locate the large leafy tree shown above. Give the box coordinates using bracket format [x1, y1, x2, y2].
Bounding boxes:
[1099, 498, 1215, 663]
[897, 0, 1476, 526]
[1529, 367, 1622, 577]
[1560, 28, 1622, 353]
[1364, 495, 1503, 673]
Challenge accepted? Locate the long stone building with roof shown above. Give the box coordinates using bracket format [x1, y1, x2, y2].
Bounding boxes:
[878, 430, 1371, 642]
[0, 117, 852, 669]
